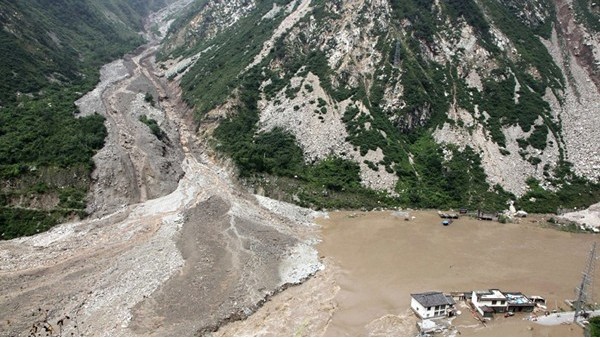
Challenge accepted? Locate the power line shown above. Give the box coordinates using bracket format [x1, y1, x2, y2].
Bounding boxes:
[574, 242, 596, 323]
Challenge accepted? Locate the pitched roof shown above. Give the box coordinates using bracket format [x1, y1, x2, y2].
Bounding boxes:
[411, 292, 456, 307]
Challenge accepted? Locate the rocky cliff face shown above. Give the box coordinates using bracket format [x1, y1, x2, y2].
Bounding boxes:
[159, 0, 600, 210]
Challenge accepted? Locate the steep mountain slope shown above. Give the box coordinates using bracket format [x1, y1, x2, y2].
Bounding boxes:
[0, 0, 176, 238]
[0, 0, 173, 104]
[159, 0, 600, 212]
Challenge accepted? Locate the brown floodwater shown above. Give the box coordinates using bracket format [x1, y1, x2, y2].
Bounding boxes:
[317, 210, 598, 336]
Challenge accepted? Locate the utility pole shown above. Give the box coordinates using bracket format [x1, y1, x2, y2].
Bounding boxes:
[393, 40, 401, 67]
[574, 242, 597, 323]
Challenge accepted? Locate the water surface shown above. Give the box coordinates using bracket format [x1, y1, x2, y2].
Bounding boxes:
[318, 210, 594, 336]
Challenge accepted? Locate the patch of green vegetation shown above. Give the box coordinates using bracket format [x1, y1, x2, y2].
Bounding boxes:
[224, 127, 305, 178]
[396, 138, 515, 210]
[573, 0, 600, 33]
[139, 115, 166, 140]
[453, 70, 477, 112]
[528, 124, 549, 150]
[517, 168, 600, 213]
[588, 316, 600, 336]
[172, 1, 288, 117]
[0, 207, 86, 240]
[393, 60, 442, 128]
[144, 92, 156, 107]
[481, 0, 564, 89]
[296, 157, 399, 210]
[389, 0, 438, 43]
[528, 156, 542, 165]
[58, 187, 87, 210]
[476, 69, 555, 149]
[0, 92, 107, 172]
[444, 0, 494, 46]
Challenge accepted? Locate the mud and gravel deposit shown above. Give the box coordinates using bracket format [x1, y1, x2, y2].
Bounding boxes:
[75, 46, 185, 217]
[0, 1, 322, 335]
[558, 202, 600, 228]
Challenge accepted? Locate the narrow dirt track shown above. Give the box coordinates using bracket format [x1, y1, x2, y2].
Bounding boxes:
[0, 2, 322, 336]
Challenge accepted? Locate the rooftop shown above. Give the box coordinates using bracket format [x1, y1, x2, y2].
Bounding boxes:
[505, 292, 534, 305]
[474, 289, 506, 300]
[411, 292, 456, 308]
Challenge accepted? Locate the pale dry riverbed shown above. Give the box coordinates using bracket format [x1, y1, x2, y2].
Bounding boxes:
[219, 209, 598, 336]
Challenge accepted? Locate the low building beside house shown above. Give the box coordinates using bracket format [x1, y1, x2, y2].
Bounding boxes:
[530, 295, 546, 307]
[505, 292, 535, 312]
[411, 291, 456, 319]
[449, 291, 471, 301]
[471, 289, 536, 316]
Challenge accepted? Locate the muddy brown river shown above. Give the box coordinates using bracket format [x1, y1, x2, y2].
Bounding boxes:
[317, 210, 596, 336]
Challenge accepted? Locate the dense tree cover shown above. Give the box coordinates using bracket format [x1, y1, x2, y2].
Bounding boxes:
[0, 207, 86, 240]
[0, 89, 108, 239]
[519, 165, 600, 213]
[0, 92, 106, 170]
[388, 0, 437, 43]
[0, 0, 170, 105]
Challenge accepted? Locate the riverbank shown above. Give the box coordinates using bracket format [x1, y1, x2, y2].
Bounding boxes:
[321, 209, 596, 336]
[216, 208, 598, 336]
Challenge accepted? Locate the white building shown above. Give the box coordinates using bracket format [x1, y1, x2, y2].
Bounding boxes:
[410, 292, 456, 319]
[471, 289, 507, 316]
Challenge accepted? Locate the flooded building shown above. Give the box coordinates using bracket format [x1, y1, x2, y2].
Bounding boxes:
[471, 289, 536, 316]
[410, 292, 456, 319]
[530, 295, 546, 307]
[505, 292, 536, 312]
[472, 289, 507, 315]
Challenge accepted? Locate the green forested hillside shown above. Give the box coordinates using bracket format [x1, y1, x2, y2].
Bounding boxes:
[163, 0, 600, 213]
[0, 0, 172, 239]
[0, 0, 172, 104]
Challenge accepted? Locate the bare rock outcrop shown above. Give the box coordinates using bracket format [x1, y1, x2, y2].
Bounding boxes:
[557, 202, 600, 229]
[542, 0, 600, 182]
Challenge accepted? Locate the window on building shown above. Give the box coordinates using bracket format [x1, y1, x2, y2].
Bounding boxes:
[427, 307, 431, 311]
[492, 300, 497, 305]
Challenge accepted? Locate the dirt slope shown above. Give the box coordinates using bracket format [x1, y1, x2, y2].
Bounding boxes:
[0, 2, 322, 335]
